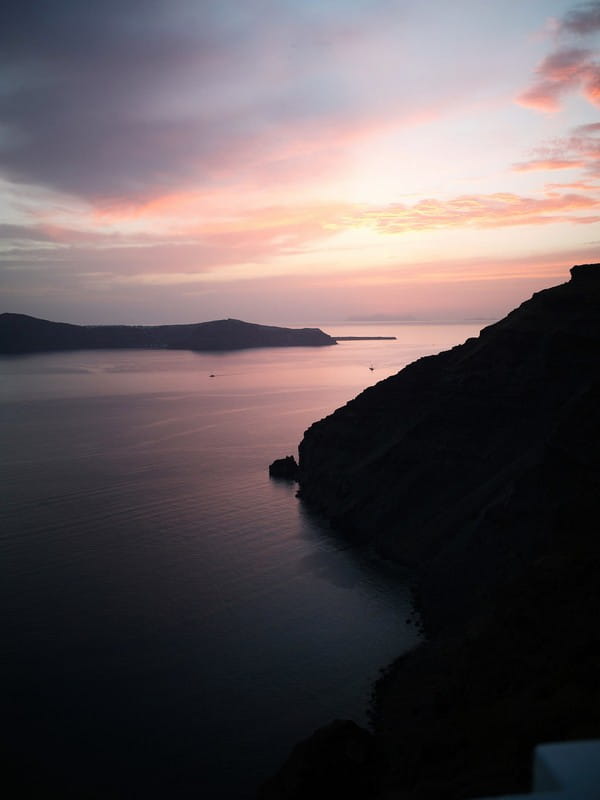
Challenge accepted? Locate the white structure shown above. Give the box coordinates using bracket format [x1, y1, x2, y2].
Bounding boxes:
[476, 740, 600, 799]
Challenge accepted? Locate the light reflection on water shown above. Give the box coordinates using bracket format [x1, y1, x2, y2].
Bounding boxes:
[0, 323, 483, 798]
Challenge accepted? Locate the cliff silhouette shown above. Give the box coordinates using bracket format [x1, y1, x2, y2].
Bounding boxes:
[262, 264, 600, 799]
[0, 315, 335, 354]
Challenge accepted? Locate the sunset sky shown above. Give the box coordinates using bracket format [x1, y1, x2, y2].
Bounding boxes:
[1, 0, 599, 324]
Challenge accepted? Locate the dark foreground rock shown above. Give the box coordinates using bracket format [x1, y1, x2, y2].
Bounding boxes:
[259, 720, 379, 800]
[263, 264, 600, 798]
[0, 314, 336, 354]
[269, 456, 299, 480]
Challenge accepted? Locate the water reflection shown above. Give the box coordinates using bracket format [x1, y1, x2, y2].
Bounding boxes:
[0, 324, 481, 798]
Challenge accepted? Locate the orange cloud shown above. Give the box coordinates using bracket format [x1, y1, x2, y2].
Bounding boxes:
[351, 192, 599, 234]
[512, 159, 585, 171]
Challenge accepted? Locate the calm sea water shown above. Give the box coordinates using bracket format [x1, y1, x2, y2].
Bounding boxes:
[0, 323, 484, 798]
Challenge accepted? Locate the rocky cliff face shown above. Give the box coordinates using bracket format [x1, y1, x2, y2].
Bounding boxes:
[262, 264, 600, 799]
[298, 263, 600, 632]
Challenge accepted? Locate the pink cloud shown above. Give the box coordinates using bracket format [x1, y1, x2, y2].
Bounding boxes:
[564, 122, 600, 175]
[541, 47, 593, 81]
[514, 121, 600, 178]
[517, 47, 599, 111]
[3, 202, 353, 280]
[518, 2, 600, 113]
[545, 180, 599, 191]
[584, 63, 600, 103]
[516, 83, 563, 112]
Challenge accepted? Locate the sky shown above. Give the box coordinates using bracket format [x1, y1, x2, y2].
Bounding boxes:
[1, 0, 599, 324]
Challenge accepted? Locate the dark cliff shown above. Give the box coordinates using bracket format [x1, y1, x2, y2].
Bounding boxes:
[263, 264, 600, 799]
[0, 315, 335, 354]
[298, 263, 600, 633]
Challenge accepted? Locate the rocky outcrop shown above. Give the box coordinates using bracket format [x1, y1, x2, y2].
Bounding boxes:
[0, 315, 336, 354]
[269, 456, 299, 480]
[264, 264, 600, 799]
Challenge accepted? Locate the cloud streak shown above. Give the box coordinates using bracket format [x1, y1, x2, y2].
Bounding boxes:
[512, 122, 600, 178]
[512, 158, 585, 171]
[3, 188, 597, 286]
[351, 192, 599, 234]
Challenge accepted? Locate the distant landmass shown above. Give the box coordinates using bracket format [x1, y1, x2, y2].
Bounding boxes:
[0, 314, 336, 354]
[263, 263, 600, 799]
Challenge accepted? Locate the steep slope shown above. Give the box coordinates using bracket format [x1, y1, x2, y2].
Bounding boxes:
[298, 263, 600, 632]
[0, 314, 335, 354]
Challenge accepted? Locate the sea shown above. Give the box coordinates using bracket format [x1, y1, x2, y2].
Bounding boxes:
[0, 322, 486, 798]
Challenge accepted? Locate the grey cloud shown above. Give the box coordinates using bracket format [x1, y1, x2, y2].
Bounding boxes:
[0, 1, 261, 198]
[0, 0, 438, 202]
[539, 47, 594, 79]
[562, 1, 600, 35]
[0, 2, 343, 198]
[0, 223, 57, 242]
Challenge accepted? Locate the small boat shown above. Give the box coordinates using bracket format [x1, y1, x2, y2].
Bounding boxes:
[369, 365, 374, 371]
[209, 373, 216, 378]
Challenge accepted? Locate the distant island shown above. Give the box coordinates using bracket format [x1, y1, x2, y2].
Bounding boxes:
[0, 314, 337, 354]
[263, 263, 600, 799]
